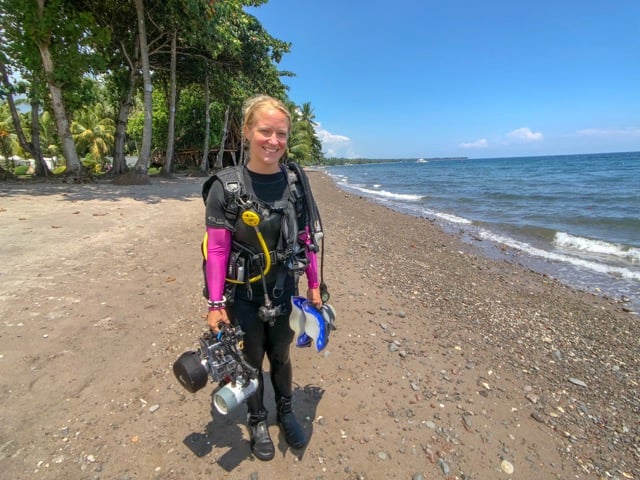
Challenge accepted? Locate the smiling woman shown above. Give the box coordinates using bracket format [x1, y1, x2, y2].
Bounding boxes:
[200, 93, 326, 461]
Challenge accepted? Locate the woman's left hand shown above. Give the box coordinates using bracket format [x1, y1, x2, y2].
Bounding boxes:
[307, 287, 322, 309]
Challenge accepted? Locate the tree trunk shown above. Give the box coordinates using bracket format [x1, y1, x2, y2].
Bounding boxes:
[37, 50, 80, 173]
[112, 34, 141, 175]
[112, 77, 134, 175]
[133, 0, 151, 175]
[0, 61, 44, 173]
[163, 30, 177, 176]
[30, 99, 48, 176]
[200, 70, 211, 173]
[36, 0, 80, 173]
[215, 105, 229, 170]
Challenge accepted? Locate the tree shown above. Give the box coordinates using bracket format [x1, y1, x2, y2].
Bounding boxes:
[74, 0, 140, 175]
[131, 0, 152, 180]
[1, 0, 300, 181]
[1, 9, 49, 174]
[163, 29, 178, 176]
[285, 100, 323, 166]
[0, 60, 48, 174]
[1, 0, 110, 174]
[0, 102, 19, 158]
[298, 102, 323, 164]
[71, 102, 115, 168]
[38, 110, 62, 159]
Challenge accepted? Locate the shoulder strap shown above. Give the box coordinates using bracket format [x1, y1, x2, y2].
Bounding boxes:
[285, 161, 323, 238]
[202, 166, 245, 227]
[285, 161, 329, 301]
[202, 165, 244, 204]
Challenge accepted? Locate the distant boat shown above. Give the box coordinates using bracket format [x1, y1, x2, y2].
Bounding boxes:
[416, 158, 428, 163]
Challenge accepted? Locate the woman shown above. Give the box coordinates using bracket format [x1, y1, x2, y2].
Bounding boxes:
[203, 95, 323, 461]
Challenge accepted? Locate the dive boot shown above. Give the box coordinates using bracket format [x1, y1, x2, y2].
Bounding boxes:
[276, 397, 307, 449]
[247, 413, 275, 461]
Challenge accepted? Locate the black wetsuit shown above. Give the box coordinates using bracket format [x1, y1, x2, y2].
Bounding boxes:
[205, 166, 299, 416]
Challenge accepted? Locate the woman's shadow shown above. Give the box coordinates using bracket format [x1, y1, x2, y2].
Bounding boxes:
[183, 375, 324, 472]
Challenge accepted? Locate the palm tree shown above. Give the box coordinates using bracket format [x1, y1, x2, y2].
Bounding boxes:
[39, 110, 61, 159]
[285, 101, 323, 166]
[298, 102, 317, 127]
[299, 102, 324, 163]
[0, 103, 21, 166]
[71, 102, 116, 169]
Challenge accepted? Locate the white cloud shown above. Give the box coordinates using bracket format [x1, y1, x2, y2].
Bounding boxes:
[459, 138, 489, 149]
[315, 124, 357, 157]
[577, 127, 640, 137]
[507, 127, 543, 142]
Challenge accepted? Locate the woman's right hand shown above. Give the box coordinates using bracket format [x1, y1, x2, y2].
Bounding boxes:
[207, 308, 231, 334]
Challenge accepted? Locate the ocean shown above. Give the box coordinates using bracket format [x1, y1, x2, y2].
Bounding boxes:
[325, 151, 640, 313]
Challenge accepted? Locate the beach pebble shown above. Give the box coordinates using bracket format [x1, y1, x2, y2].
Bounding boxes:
[568, 378, 587, 388]
[501, 459, 514, 474]
[438, 458, 451, 475]
[531, 411, 546, 423]
[525, 392, 539, 404]
[462, 414, 473, 431]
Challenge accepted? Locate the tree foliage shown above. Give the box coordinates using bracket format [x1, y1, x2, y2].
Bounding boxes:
[0, 0, 325, 179]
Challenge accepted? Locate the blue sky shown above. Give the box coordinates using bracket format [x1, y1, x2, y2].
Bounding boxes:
[247, 1, 640, 159]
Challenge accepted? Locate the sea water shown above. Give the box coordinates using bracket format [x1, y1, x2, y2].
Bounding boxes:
[325, 151, 640, 312]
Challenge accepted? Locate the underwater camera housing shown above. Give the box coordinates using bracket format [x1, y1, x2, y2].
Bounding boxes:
[173, 325, 258, 415]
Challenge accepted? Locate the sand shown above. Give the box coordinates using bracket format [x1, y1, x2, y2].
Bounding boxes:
[0, 172, 638, 480]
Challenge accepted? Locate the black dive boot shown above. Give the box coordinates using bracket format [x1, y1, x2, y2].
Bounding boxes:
[247, 412, 275, 461]
[276, 397, 307, 449]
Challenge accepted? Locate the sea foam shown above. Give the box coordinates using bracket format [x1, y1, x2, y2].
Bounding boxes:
[554, 232, 640, 265]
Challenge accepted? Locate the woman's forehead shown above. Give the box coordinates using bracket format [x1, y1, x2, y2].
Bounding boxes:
[252, 108, 289, 127]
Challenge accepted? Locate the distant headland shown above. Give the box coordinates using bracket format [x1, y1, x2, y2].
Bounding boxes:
[320, 157, 468, 166]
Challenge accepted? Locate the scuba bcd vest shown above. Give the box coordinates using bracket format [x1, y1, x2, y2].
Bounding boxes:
[201, 161, 326, 301]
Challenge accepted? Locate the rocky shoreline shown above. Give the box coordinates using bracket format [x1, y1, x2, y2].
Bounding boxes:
[310, 170, 639, 479]
[0, 172, 637, 479]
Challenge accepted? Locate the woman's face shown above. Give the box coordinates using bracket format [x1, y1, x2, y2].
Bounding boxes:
[244, 107, 289, 173]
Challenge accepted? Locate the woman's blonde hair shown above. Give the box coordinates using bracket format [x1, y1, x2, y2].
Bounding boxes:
[242, 94, 291, 132]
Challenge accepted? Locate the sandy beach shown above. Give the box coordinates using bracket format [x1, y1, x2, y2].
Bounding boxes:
[0, 171, 638, 480]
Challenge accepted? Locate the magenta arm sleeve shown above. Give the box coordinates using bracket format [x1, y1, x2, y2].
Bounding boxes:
[300, 227, 320, 289]
[206, 226, 231, 302]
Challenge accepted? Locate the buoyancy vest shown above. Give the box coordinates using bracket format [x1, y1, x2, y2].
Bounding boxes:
[202, 162, 322, 292]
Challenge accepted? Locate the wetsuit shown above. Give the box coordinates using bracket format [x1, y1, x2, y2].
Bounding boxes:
[204, 165, 319, 418]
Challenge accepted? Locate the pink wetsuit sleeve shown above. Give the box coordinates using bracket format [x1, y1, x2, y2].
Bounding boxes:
[305, 250, 319, 289]
[206, 226, 231, 302]
[300, 227, 320, 289]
